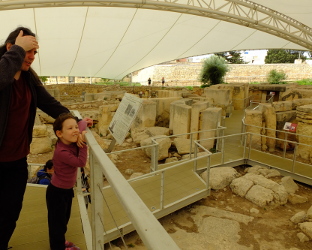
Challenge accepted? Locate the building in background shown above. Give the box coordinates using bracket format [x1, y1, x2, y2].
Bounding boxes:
[190, 50, 267, 64]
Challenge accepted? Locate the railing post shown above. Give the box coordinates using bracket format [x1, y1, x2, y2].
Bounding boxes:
[248, 133, 252, 160]
[206, 155, 211, 195]
[90, 152, 104, 250]
[243, 132, 247, 159]
[221, 134, 225, 164]
[151, 141, 159, 171]
[193, 141, 198, 172]
[216, 128, 221, 152]
[216, 127, 224, 151]
[160, 171, 165, 210]
[292, 143, 298, 174]
[283, 132, 287, 158]
[189, 133, 193, 160]
[241, 119, 246, 145]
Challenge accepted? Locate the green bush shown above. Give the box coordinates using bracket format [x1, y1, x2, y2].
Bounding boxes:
[199, 55, 229, 86]
[267, 69, 287, 84]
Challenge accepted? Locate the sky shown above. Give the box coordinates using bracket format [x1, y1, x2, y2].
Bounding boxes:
[191, 50, 312, 64]
[191, 50, 268, 64]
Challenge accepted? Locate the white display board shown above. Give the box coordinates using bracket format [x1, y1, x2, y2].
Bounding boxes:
[108, 93, 143, 145]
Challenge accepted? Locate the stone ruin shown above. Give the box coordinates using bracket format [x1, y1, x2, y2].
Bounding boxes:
[199, 165, 312, 242]
[31, 83, 312, 165]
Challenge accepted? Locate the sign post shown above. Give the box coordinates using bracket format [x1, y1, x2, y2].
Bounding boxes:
[105, 93, 143, 152]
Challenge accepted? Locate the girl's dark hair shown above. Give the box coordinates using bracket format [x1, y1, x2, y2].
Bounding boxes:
[53, 113, 78, 136]
[0, 26, 42, 86]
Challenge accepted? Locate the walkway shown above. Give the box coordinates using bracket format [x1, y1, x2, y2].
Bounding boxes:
[101, 161, 208, 242]
[9, 185, 87, 250]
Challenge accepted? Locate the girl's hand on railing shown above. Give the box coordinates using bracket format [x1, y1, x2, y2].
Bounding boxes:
[77, 131, 87, 148]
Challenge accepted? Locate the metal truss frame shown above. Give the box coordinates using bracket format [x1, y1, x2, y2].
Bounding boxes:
[1, 0, 311, 50]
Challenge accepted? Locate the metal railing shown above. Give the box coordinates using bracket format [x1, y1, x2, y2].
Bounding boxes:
[73, 111, 181, 250]
[243, 132, 312, 183]
[148, 127, 226, 171]
[74, 110, 312, 249]
[243, 120, 312, 148]
[246, 93, 275, 111]
[191, 131, 312, 184]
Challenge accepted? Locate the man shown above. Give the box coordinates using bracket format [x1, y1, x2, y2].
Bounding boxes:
[0, 27, 91, 250]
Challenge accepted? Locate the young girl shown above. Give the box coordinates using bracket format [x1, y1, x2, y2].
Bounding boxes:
[46, 113, 88, 250]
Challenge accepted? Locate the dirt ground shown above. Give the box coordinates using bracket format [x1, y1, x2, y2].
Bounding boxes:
[27, 141, 312, 250]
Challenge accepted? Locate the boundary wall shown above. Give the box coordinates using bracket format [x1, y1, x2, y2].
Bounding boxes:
[131, 62, 312, 86]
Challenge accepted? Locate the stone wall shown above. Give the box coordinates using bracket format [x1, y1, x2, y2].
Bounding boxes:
[131, 62, 312, 86]
[45, 84, 189, 103]
[40, 83, 312, 162]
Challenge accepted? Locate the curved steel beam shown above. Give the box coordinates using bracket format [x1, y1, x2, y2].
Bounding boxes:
[1, 0, 311, 50]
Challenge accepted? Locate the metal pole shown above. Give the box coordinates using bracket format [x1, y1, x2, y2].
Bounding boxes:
[90, 152, 104, 250]
[193, 142, 198, 172]
[160, 171, 165, 210]
[206, 155, 211, 195]
[248, 133, 252, 160]
[292, 143, 298, 174]
[221, 134, 225, 164]
[283, 131, 287, 158]
[151, 141, 159, 171]
[189, 133, 193, 160]
[243, 132, 247, 159]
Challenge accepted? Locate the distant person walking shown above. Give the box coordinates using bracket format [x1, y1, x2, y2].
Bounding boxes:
[148, 77, 151, 86]
[161, 77, 165, 87]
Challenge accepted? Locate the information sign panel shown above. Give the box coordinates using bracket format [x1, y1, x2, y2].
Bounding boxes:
[283, 122, 297, 132]
[108, 93, 143, 144]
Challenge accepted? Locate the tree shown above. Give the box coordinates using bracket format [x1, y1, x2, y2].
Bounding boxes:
[199, 55, 229, 86]
[265, 49, 306, 63]
[215, 51, 245, 64]
[267, 69, 287, 84]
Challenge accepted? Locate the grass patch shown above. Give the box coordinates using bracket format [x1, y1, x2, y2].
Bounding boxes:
[296, 79, 312, 85]
[185, 86, 193, 91]
[93, 81, 141, 86]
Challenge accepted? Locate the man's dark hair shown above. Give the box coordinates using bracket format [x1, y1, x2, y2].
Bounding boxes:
[0, 26, 42, 86]
[0, 26, 36, 57]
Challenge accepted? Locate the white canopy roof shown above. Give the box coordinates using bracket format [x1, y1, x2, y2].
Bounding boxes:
[1, 0, 311, 79]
